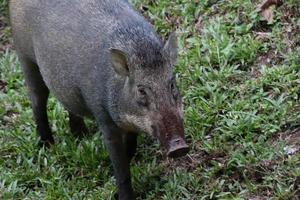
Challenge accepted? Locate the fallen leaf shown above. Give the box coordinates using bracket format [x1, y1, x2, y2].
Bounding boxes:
[257, 0, 282, 24]
[261, 6, 274, 24]
[258, 0, 282, 11]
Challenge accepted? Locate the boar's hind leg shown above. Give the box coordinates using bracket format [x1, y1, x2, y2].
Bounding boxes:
[69, 112, 88, 138]
[20, 58, 54, 147]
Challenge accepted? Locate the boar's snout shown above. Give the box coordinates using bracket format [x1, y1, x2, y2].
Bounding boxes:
[166, 137, 189, 158]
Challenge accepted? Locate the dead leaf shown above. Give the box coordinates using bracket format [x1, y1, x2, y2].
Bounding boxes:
[258, 0, 282, 11]
[257, 0, 282, 24]
[261, 7, 274, 23]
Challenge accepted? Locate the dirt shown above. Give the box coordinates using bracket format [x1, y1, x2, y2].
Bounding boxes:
[0, 79, 7, 91]
[162, 125, 300, 193]
[280, 4, 300, 51]
[278, 128, 300, 155]
[163, 147, 229, 174]
[251, 2, 300, 78]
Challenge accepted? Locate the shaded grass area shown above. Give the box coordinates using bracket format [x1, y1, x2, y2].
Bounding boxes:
[0, 0, 10, 54]
[1, 0, 300, 199]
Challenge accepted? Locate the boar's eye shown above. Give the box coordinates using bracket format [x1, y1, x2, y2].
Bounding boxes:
[138, 87, 147, 96]
[136, 87, 148, 107]
[170, 82, 175, 93]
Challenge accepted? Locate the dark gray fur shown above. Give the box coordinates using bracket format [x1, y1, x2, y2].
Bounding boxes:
[10, 0, 188, 199]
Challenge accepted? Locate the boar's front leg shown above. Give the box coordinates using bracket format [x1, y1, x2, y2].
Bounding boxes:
[20, 57, 54, 147]
[124, 133, 138, 163]
[100, 120, 134, 200]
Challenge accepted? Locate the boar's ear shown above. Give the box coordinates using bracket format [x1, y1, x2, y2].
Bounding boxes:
[163, 32, 178, 66]
[110, 48, 129, 77]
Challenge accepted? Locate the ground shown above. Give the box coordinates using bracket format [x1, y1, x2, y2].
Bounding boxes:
[0, 0, 300, 199]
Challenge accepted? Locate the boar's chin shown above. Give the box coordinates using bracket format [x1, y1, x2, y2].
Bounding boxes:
[121, 114, 153, 134]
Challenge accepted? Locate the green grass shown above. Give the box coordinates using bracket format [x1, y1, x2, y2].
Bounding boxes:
[1, 0, 300, 199]
[0, 0, 8, 16]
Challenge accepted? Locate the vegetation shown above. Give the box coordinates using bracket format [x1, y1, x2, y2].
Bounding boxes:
[1, 0, 300, 199]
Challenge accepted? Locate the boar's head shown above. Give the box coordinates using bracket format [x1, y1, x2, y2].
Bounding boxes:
[110, 33, 189, 158]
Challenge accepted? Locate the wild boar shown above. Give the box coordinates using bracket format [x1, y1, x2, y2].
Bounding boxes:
[9, 0, 189, 199]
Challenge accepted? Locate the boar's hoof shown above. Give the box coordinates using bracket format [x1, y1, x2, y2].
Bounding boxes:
[167, 138, 189, 158]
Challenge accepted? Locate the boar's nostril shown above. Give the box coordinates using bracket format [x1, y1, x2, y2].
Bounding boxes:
[174, 138, 181, 145]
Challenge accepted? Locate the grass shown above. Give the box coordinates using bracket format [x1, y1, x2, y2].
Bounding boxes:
[1, 0, 300, 199]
